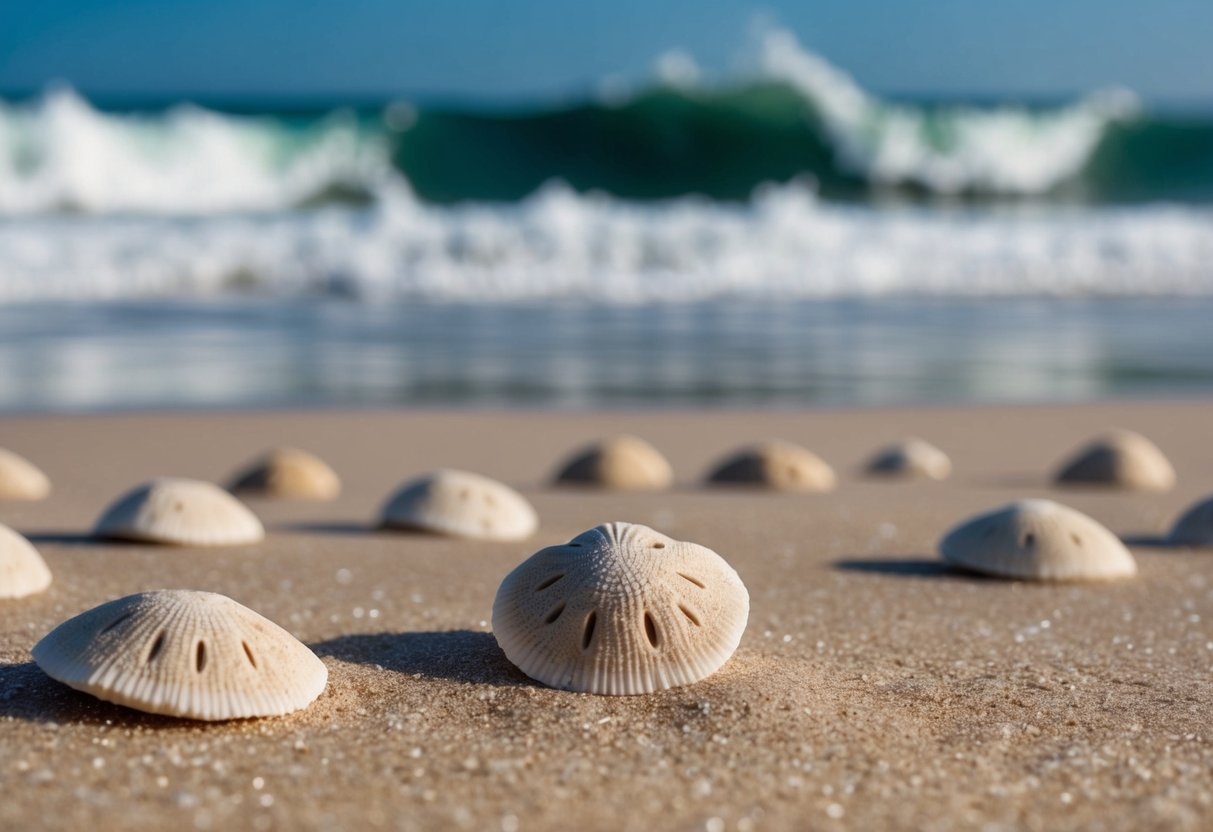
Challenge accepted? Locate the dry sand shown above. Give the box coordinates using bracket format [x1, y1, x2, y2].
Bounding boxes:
[1, 401, 1212, 831]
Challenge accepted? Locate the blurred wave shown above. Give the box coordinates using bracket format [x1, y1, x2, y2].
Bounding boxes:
[2, 29, 1211, 215]
[2, 182, 1210, 302]
[0, 88, 391, 214]
[1, 28, 1211, 306]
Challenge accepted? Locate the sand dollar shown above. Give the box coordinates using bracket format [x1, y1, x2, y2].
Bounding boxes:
[1166, 493, 1213, 546]
[0, 524, 52, 599]
[939, 499, 1136, 581]
[228, 447, 341, 501]
[380, 469, 537, 541]
[94, 478, 264, 546]
[33, 590, 327, 720]
[553, 435, 673, 491]
[493, 522, 749, 694]
[1054, 429, 1175, 492]
[0, 448, 51, 501]
[706, 440, 835, 492]
[865, 438, 951, 480]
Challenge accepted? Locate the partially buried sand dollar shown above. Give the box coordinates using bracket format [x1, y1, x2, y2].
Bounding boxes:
[706, 440, 835, 492]
[0, 448, 51, 501]
[553, 435, 673, 491]
[493, 522, 749, 694]
[938, 499, 1136, 581]
[865, 438, 951, 480]
[1053, 429, 1175, 492]
[32, 590, 328, 720]
[1166, 493, 1213, 546]
[227, 447, 341, 501]
[380, 469, 538, 541]
[0, 523, 52, 599]
[94, 478, 264, 546]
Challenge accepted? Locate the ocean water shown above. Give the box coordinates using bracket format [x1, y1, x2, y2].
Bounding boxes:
[3, 298, 1213, 412]
[1, 29, 1212, 411]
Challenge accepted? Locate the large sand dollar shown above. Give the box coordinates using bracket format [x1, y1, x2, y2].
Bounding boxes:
[33, 590, 327, 720]
[493, 522, 749, 695]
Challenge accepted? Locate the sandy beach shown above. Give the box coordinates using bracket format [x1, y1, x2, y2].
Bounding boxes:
[2, 400, 1212, 831]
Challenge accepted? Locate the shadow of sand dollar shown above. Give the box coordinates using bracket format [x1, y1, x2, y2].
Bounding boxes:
[1120, 533, 1174, 548]
[832, 556, 972, 579]
[275, 521, 380, 537]
[19, 531, 104, 547]
[311, 630, 532, 688]
[0, 661, 188, 727]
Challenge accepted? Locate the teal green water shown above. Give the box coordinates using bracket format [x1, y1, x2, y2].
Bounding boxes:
[395, 84, 1213, 204]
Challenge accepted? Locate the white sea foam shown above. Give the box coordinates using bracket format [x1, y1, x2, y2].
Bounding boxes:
[1, 181, 1210, 303]
[0, 88, 389, 215]
[653, 50, 703, 89]
[747, 27, 1140, 194]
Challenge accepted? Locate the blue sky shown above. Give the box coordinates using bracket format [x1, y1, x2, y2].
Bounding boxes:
[1, 0, 1210, 101]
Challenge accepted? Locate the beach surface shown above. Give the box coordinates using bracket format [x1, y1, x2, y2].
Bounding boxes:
[2, 401, 1212, 831]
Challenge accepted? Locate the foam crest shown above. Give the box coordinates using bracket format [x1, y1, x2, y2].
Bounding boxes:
[1, 182, 1209, 303]
[750, 27, 1141, 194]
[0, 88, 392, 215]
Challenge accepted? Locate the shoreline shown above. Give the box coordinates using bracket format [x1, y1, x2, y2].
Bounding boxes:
[6, 297, 1213, 413]
[3, 400, 1212, 830]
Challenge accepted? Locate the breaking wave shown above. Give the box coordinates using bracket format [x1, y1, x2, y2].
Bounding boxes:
[2, 29, 1211, 215]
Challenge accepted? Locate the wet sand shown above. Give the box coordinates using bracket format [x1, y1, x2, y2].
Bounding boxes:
[2, 401, 1212, 831]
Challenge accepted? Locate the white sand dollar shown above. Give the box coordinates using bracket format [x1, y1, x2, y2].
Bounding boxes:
[865, 438, 952, 480]
[493, 522, 749, 694]
[0, 448, 51, 501]
[380, 469, 537, 541]
[228, 447, 341, 501]
[1166, 493, 1213, 546]
[938, 499, 1137, 581]
[706, 440, 835, 492]
[554, 435, 674, 491]
[0, 524, 52, 599]
[1054, 430, 1175, 492]
[94, 478, 264, 546]
[32, 590, 327, 720]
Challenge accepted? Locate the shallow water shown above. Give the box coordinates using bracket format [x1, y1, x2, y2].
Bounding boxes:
[2, 298, 1211, 411]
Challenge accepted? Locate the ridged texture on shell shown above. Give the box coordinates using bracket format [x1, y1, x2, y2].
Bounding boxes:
[228, 447, 341, 501]
[554, 435, 674, 491]
[1167, 493, 1213, 546]
[0, 448, 51, 501]
[380, 469, 537, 541]
[0, 523, 52, 599]
[939, 499, 1137, 581]
[493, 522, 749, 695]
[706, 441, 836, 492]
[32, 590, 327, 720]
[94, 479, 264, 546]
[865, 438, 952, 480]
[1054, 430, 1175, 492]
